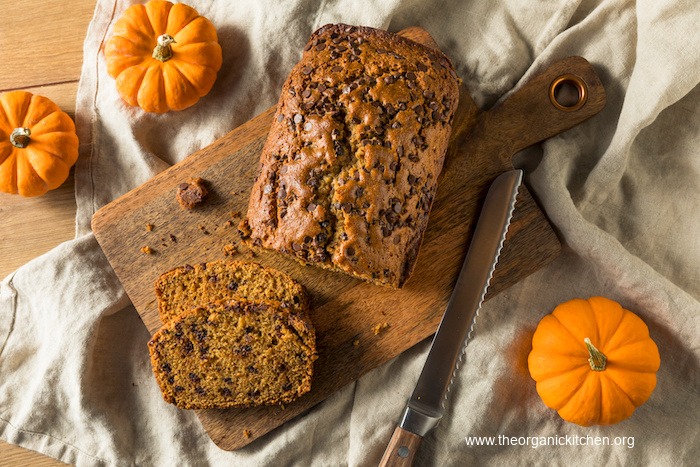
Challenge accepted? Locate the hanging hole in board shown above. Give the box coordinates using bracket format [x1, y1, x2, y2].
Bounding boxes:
[549, 74, 587, 111]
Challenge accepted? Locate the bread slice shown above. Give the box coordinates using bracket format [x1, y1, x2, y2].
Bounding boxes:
[155, 260, 309, 325]
[148, 299, 317, 409]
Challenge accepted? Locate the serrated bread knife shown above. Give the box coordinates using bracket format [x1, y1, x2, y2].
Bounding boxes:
[379, 169, 523, 466]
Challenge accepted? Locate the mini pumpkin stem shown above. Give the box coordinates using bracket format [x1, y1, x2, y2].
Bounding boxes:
[152, 34, 176, 62]
[584, 337, 607, 371]
[10, 127, 31, 148]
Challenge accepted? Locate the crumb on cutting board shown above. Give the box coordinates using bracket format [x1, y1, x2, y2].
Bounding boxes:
[352, 338, 360, 347]
[372, 322, 389, 335]
[145, 223, 154, 232]
[223, 243, 238, 256]
[243, 429, 252, 439]
[176, 177, 208, 210]
[140, 245, 154, 255]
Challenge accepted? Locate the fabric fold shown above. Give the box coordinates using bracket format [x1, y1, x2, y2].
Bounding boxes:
[1, 0, 699, 465]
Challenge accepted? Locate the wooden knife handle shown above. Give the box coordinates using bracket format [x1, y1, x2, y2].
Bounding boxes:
[379, 426, 423, 467]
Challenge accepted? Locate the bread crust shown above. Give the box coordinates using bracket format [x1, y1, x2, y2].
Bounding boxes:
[245, 23, 460, 287]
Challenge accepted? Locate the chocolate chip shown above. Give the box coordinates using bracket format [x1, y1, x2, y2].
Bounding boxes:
[304, 121, 313, 131]
[332, 65, 343, 72]
[405, 72, 416, 81]
[246, 365, 258, 374]
[423, 90, 434, 99]
[318, 83, 327, 92]
[417, 62, 428, 72]
[391, 121, 402, 129]
[292, 243, 303, 251]
[343, 85, 351, 94]
[302, 89, 312, 98]
[277, 114, 284, 122]
[302, 66, 313, 75]
[307, 202, 317, 212]
[346, 246, 355, 256]
[227, 281, 238, 291]
[316, 43, 326, 51]
[219, 387, 232, 397]
[393, 202, 402, 214]
[189, 372, 201, 383]
[293, 114, 303, 124]
[429, 101, 439, 110]
[161, 363, 172, 373]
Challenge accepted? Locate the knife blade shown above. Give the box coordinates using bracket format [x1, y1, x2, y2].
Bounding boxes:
[379, 169, 523, 467]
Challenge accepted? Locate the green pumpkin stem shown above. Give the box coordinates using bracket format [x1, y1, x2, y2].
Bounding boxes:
[584, 337, 607, 371]
[152, 34, 176, 62]
[10, 127, 31, 148]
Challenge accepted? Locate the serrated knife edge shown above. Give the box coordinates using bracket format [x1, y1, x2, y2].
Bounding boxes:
[379, 169, 523, 467]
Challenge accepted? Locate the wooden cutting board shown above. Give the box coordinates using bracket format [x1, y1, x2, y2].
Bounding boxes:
[92, 27, 605, 450]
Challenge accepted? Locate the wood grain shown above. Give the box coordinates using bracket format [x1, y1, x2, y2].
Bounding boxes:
[92, 24, 605, 451]
[0, 0, 94, 464]
[379, 427, 422, 467]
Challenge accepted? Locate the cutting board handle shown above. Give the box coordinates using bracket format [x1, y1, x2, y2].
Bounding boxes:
[482, 55, 606, 165]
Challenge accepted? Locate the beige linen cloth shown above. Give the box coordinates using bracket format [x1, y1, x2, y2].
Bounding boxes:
[2, 0, 699, 465]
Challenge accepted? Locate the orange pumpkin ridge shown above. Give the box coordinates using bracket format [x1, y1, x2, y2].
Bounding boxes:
[0, 91, 78, 197]
[104, 0, 222, 113]
[528, 296, 660, 426]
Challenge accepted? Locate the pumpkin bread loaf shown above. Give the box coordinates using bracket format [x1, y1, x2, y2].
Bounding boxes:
[155, 260, 309, 325]
[148, 299, 317, 409]
[243, 23, 460, 288]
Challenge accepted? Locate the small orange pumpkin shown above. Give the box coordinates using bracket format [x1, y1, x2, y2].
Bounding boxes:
[0, 91, 79, 197]
[528, 296, 660, 426]
[104, 0, 223, 113]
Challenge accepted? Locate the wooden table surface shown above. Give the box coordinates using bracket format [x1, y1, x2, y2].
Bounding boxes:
[0, 0, 97, 465]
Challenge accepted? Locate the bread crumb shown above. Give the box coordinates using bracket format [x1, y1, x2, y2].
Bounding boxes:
[372, 322, 389, 335]
[198, 224, 210, 235]
[238, 219, 252, 239]
[145, 223, 154, 232]
[352, 339, 360, 347]
[140, 246, 154, 255]
[223, 243, 238, 256]
[176, 177, 208, 210]
[243, 429, 252, 438]
[231, 211, 242, 219]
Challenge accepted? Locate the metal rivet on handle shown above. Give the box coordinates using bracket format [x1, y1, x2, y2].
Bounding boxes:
[397, 446, 410, 458]
[549, 74, 588, 111]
